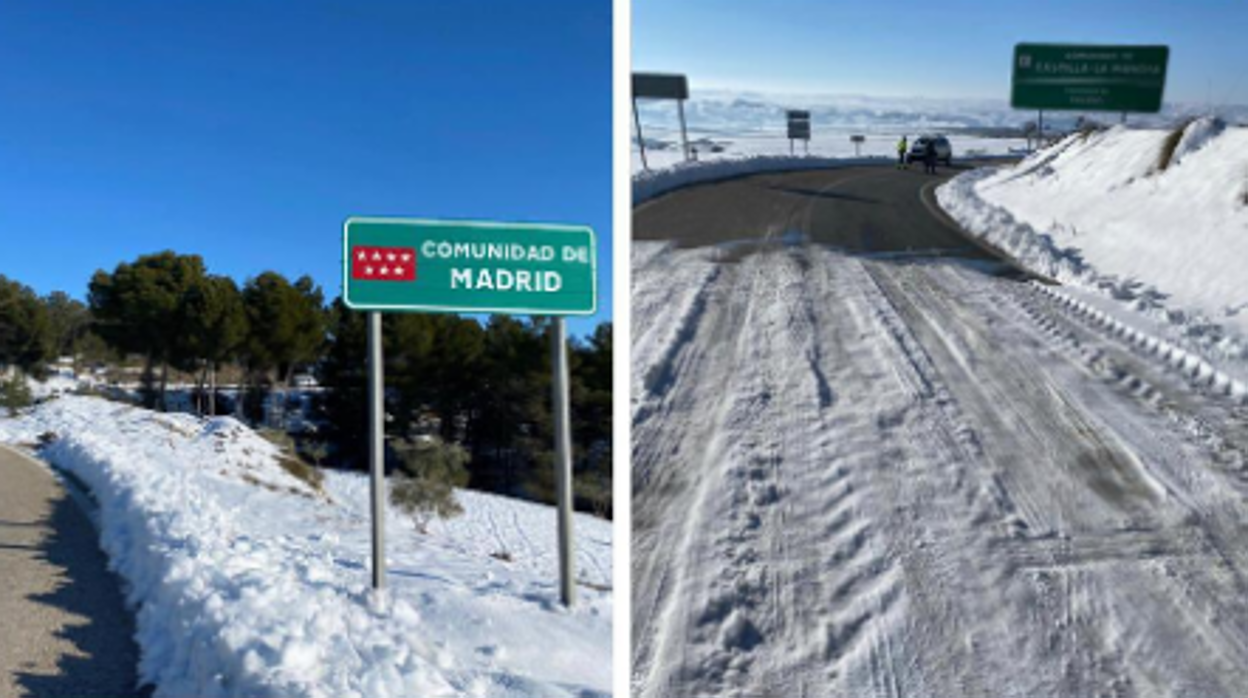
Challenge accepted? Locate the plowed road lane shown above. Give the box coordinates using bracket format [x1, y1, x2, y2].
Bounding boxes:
[0, 445, 145, 698]
[634, 163, 993, 256]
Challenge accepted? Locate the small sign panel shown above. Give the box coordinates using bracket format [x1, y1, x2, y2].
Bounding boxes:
[788, 121, 811, 140]
[1011, 43, 1168, 113]
[787, 109, 811, 141]
[633, 73, 690, 100]
[343, 218, 597, 316]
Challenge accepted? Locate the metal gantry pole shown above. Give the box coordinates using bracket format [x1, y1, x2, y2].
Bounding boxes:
[550, 317, 576, 607]
[367, 311, 386, 591]
[633, 97, 649, 171]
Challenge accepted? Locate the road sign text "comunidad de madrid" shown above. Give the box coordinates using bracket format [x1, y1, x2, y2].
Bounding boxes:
[342, 217, 597, 316]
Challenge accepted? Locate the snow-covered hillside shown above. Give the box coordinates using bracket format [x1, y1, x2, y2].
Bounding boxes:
[0, 396, 612, 698]
[633, 90, 1248, 171]
[939, 120, 1248, 382]
[633, 126, 1026, 172]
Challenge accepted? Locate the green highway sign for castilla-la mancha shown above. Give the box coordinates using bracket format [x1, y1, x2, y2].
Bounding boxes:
[1011, 43, 1169, 113]
[342, 217, 597, 316]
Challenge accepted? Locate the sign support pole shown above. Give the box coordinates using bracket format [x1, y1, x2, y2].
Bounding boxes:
[550, 317, 576, 607]
[633, 97, 649, 171]
[368, 311, 386, 592]
[677, 99, 691, 163]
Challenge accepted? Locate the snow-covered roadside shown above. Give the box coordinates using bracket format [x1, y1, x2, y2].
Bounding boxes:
[633, 155, 883, 206]
[0, 396, 611, 698]
[938, 120, 1248, 391]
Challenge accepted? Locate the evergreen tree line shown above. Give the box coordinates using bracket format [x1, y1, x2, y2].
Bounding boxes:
[0, 251, 612, 514]
[0, 276, 104, 378]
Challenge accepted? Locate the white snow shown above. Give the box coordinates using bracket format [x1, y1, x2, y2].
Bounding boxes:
[0, 396, 611, 698]
[628, 89, 1248, 173]
[938, 121, 1248, 384]
[632, 238, 1248, 697]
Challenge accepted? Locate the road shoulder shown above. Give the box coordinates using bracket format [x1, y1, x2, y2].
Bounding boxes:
[0, 444, 148, 698]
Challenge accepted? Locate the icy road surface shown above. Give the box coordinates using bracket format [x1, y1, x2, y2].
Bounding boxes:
[633, 239, 1248, 698]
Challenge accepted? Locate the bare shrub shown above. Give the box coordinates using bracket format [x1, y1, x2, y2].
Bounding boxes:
[390, 438, 469, 533]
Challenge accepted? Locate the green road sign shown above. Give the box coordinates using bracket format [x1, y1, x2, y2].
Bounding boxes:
[1011, 43, 1169, 113]
[343, 217, 597, 315]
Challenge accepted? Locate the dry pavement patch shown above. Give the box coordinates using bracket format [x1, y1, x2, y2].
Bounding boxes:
[0, 444, 147, 698]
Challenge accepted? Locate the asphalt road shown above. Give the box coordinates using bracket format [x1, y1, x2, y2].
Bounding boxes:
[0, 445, 147, 698]
[634, 162, 996, 257]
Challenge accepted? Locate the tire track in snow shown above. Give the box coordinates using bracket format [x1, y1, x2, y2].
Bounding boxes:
[861, 259, 1248, 694]
[632, 246, 774, 698]
[634, 194, 1248, 696]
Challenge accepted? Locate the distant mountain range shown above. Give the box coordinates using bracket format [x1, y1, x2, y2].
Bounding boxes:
[635, 89, 1248, 135]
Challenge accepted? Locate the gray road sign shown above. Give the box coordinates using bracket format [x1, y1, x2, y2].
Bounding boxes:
[633, 72, 693, 165]
[788, 122, 811, 140]
[787, 110, 811, 141]
[634, 73, 690, 100]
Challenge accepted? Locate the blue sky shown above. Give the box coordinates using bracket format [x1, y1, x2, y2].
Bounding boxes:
[635, 0, 1248, 105]
[0, 1, 612, 335]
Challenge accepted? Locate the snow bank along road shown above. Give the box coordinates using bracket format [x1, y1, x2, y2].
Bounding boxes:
[0, 397, 611, 698]
[0, 444, 145, 698]
[633, 164, 1248, 697]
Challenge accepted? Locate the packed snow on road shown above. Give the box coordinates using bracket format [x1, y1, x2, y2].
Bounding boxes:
[0, 395, 612, 698]
[632, 151, 1248, 695]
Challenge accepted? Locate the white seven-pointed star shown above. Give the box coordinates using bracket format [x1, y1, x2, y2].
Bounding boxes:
[401, 253, 411, 262]
[380, 266, 390, 275]
[357, 250, 367, 261]
[386, 252, 396, 262]
[372, 252, 382, 261]
[393, 266, 404, 276]
[364, 266, 374, 275]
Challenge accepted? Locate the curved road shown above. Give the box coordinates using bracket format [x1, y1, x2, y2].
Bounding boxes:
[0, 445, 147, 698]
[635, 163, 993, 256]
[632, 164, 1248, 698]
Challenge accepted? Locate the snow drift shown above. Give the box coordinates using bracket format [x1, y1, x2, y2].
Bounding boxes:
[0, 396, 612, 698]
[938, 120, 1248, 382]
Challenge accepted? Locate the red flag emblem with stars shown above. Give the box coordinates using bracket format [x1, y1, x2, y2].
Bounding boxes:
[351, 246, 416, 281]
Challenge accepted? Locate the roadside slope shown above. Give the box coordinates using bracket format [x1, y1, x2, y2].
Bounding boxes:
[938, 120, 1248, 380]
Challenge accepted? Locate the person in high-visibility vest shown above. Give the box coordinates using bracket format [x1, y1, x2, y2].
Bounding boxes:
[896, 136, 908, 169]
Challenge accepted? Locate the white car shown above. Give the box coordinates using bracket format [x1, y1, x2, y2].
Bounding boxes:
[907, 135, 953, 166]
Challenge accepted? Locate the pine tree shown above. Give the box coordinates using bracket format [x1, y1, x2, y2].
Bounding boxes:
[0, 275, 52, 376]
[176, 275, 248, 415]
[241, 272, 325, 426]
[87, 251, 207, 410]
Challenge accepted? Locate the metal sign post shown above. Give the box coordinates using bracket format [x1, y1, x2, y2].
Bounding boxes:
[367, 311, 385, 591]
[550, 317, 575, 607]
[633, 98, 649, 171]
[343, 217, 597, 606]
[633, 72, 693, 164]
[676, 99, 691, 162]
[850, 134, 865, 157]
